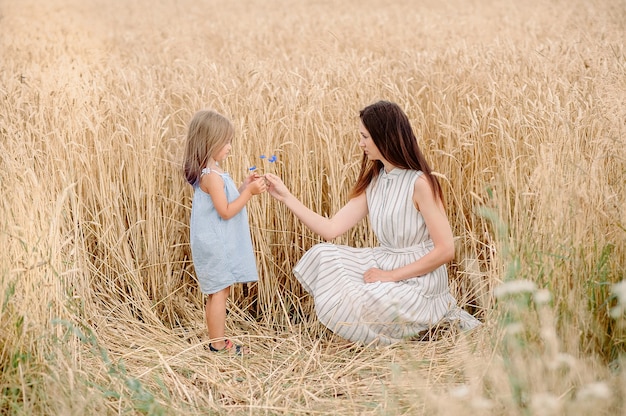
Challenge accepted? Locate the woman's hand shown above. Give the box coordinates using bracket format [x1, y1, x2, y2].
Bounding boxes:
[264, 173, 291, 201]
[363, 267, 395, 283]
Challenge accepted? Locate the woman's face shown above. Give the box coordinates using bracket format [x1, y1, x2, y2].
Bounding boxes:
[359, 121, 383, 161]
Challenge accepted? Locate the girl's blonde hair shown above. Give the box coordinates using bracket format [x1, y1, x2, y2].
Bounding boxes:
[183, 110, 234, 185]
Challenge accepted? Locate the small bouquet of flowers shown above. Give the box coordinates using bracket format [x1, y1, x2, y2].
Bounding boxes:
[249, 154, 278, 174]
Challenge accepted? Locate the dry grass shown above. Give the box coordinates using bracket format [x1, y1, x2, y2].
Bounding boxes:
[1, 0, 625, 414]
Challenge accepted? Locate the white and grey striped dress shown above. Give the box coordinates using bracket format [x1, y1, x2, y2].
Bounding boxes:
[293, 168, 480, 345]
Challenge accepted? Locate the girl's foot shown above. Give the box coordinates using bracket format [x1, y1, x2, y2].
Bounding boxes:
[208, 339, 243, 356]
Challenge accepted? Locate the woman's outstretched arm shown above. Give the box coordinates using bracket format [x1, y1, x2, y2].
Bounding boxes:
[264, 173, 368, 240]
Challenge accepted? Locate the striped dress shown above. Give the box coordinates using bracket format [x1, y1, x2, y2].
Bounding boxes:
[293, 168, 480, 345]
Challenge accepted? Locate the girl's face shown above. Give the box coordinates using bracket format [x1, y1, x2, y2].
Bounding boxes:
[359, 121, 384, 161]
[213, 140, 232, 163]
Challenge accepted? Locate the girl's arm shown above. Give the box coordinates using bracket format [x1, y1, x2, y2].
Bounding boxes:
[265, 173, 368, 240]
[201, 172, 265, 220]
[363, 175, 455, 283]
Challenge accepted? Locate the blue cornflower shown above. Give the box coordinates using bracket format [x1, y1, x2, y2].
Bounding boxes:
[249, 154, 278, 173]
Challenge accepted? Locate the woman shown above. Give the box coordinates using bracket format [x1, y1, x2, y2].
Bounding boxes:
[265, 100, 480, 345]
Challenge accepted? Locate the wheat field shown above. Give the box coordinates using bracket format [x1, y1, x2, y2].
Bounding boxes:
[1, 0, 625, 414]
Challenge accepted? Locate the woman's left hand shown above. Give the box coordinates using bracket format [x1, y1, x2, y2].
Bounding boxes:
[264, 173, 292, 201]
[363, 268, 393, 283]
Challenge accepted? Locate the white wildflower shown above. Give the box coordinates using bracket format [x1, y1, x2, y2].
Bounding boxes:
[531, 393, 561, 415]
[577, 381, 612, 401]
[470, 397, 494, 411]
[547, 353, 577, 371]
[505, 322, 524, 335]
[610, 281, 626, 318]
[494, 280, 537, 298]
[612, 280, 626, 303]
[449, 384, 470, 398]
[533, 289, 552, 305]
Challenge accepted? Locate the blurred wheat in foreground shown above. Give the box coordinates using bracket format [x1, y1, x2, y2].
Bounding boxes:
[1, 0, 625, 414]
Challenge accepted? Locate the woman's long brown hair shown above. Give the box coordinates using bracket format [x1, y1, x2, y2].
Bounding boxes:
[349, 101, 444, 205]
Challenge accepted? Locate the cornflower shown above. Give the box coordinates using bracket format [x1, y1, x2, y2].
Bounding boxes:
[249, 154, 278, 174]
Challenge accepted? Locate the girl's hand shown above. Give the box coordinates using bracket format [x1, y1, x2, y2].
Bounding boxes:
[247, 177, 267, 195]
[264, 173, 291, 201]
[243, 172, 261, 187]
[363, 267, 394, 283]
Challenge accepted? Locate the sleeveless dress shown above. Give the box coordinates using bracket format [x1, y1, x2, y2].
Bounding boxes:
[189, 168, 258, 294]
[293, 168, 480, 345]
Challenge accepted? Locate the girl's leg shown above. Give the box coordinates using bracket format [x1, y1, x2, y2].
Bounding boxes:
[205, 286, 230, 350]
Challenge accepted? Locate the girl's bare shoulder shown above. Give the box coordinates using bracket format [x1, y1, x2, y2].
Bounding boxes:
[199, 169, 224, 193]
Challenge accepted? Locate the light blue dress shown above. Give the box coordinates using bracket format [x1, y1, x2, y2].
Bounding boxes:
[190, 168, 258, 294]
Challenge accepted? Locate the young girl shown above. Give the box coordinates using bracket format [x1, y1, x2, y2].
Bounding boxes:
[183, 109, 266, 355]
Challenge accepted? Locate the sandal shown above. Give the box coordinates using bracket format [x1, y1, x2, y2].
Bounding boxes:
[208, 339, 243, 356]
